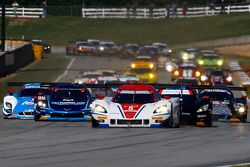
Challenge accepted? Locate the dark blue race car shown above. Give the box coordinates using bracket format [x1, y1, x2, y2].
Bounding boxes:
[34, 84, 92, 121]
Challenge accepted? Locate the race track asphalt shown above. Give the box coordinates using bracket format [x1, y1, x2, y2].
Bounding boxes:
[1, 55, 250, 167]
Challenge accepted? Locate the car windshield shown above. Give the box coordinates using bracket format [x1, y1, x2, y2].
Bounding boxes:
[199, 91, 233, 101]
[128, 68, 152, 74]
[113, 90, 155, 103]
[79, 42, 92, 46]
[127, 45, 138, 51]
[89, 41, 100, 46]
[51, 89, 89, 101]
[102, 43, 115, 47]
[19, 88, 51, 97]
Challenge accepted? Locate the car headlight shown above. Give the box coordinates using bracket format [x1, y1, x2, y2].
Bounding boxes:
[197, 104, 209, 113]
[198, 60, 204, 65]
[168, 49, 172, 53]
[149, 73, 154, 79]
[200, 75, 208, 81]
[154, 105, 169, 114]
[99, 46, 104, 51]
[166, 65, 174, 72]
[182, 53, 189, 60]
[94, 105, 107, 113]
[5, 102, 12, 109]
[37, 101, 47, 108]
[226, 76, 232, 82]
[217, 60, 223, 66]
[195, 71, 201, 77]
[78, 80, 83, 84]
[131, 63, 136, 68]
[173, 70, 179, 76]
[238, 106, 246, 113]
[149, 63, 154, 69]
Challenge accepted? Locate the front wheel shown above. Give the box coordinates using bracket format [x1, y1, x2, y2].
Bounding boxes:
[92, 117, 99, 128]
[34, 113, 41, 121]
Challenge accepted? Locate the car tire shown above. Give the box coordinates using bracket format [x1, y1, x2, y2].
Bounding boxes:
[34, 113, 41, 121]
[240, 116, 247, 123]
[92, 117, 99, 128]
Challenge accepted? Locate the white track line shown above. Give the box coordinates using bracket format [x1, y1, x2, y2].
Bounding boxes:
[54, 57, 76, 82]
[218, 162, 250, 167]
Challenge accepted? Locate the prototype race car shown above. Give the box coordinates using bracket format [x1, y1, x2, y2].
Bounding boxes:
[91, 84, 181, 128]
[130, 55, 156, 70]
[209, 69, 233, 86]
[2, 83, 51, 119]
[34, 84, 92, 121]
[31, 39, 51, 54]
[126, 67, 158, 84]
[120, 43, 139, 58]
[197, 53, 224, 69]
[172, 63, 204, 81]
[199, 87, 248, 122]
[75, 71, 103, 84]
[158, 85, 213, 126]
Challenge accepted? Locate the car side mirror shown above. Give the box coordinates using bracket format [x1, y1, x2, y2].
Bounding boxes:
[8, 89, 14, 95]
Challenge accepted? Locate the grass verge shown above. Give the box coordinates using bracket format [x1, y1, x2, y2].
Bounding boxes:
[6, 13, 250, 45]
[0, 55, 70, 100]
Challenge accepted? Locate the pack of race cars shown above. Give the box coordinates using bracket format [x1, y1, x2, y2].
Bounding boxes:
[2, 81, 248, 128]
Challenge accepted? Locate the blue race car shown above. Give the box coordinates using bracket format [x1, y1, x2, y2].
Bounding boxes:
[2, 83, 51, 119]
[34, 84, 92, 121]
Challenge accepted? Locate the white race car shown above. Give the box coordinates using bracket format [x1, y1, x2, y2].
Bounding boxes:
[91, 84, 181, 128]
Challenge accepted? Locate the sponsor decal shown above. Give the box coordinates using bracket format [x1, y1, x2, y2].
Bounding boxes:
[38, 96, 46, 100]
[51, 101, 85, 105]
[121, 104, 143, 118]
[22, 101, 34, 106]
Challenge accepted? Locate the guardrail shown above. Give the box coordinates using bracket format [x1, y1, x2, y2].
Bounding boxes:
[82, 4, 250, 18]
[0, 7, 44, 18]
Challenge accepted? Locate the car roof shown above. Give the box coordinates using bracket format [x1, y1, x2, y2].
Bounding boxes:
[118, 85, 155, 91]
[55, 84, 86, 89]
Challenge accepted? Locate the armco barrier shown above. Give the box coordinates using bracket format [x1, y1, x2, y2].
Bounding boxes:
[0, 43, 34, 77]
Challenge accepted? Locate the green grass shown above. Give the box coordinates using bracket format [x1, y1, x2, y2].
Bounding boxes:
[0, 55, 70, 99]
[5, 13, 250, 45]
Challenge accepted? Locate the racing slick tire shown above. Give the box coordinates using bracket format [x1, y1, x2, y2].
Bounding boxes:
[162, 110, 180, 128]
[34, 113, 41, 121]
[92, 117, 99, 128]
[240, 115, 247, 123]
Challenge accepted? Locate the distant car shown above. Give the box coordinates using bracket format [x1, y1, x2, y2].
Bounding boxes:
[31, 39, 51, 54]
[34, 84, 92, 121]
[209, 69, 233, 86]
[98, 41, 119, 56]
[126, 67, 158, 84]
[130, 55, 156, 70]
[75, 71, 103, 84]
[178, 48, 200, 63]
[66, 40, 86, 55]
[197, 53, 224, 69]
[199, 88, 248, 122]
[138, 45, 160, 59]
[87, 39, 101, 49]
[158, 85, 213, 126]
[2, 83, 51, 119]
[152, 42, 172, 54]
[120, 43, 139, 58]
[91, 84, 181, 128]
[75, 41, 97, 56]
[172, 63, 204, 81]
[117, 74, 142, 83]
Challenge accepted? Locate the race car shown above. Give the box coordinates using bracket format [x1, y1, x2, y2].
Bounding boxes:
[31, 39, 51, 54]
[75, 71, 103, 84]
[117, 74, 142, 84]
[75, 41, 97, 56]
[91, 84, 181, 128]
[209, 69, 233, 86]
[199, 87, 248, 122]
[120, 43, 139, 58]
[130, 55, 156, 70]
[152, 42, 172, 54]
[197, 53, 224, 69]
[34, 84, 92, 121]
[138, 45, 160, 58]
[126, 67, 158, 84]
[98, 41, 119, 56]
[2, 83, 51, 119]
[178, 48, 200, 63]
[172, 63, 204, 81]
[158, 85, 213, 126]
